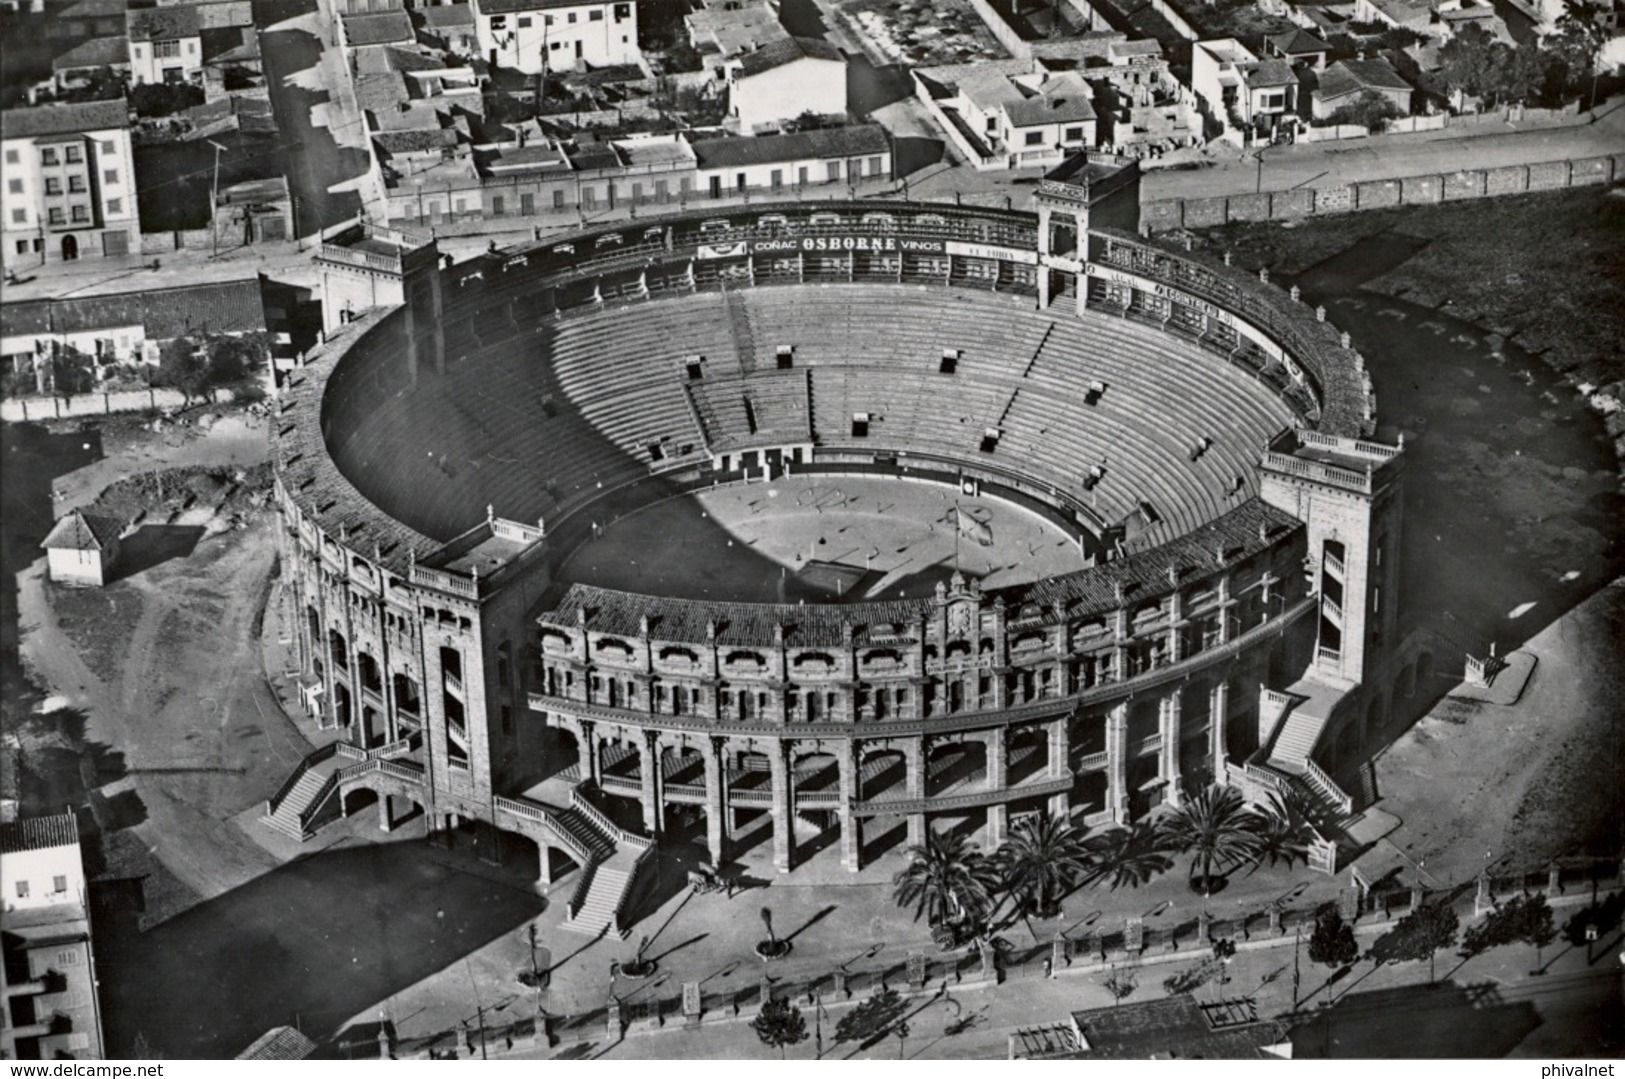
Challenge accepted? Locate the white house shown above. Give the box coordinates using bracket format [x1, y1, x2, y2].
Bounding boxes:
[1191, 39, 1300, 137]
[41, 509, 124, 586]
[468, 0, 638, 75]
[127, 3, 204, 85]
[686, 124, 891, 198]
[914, 59, 1098, 170]
[0, 814, 105, 1060]
[1311, 57, 1414, 119]
[726, 36, 847, 133]
[0, 98, 139, 268]
[686, 0, 788, 70]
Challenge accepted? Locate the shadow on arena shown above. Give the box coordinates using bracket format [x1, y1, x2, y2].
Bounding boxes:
[95, 830, 545, 1059]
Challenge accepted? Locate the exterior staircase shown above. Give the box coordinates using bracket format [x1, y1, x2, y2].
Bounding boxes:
[724, 288, 757, 373]
[260, 750, 343, 841]
[559, 784, 654, 939]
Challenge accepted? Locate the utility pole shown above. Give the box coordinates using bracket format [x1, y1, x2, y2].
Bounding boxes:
[208, 139, 229, 259]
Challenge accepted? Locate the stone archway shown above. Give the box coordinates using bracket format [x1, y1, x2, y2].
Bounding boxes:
[61, 234, 79, 261]
[859, 746, 906, 801]
[926, 739, 985, 797]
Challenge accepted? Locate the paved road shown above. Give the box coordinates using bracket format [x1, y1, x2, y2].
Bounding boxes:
[1141, 105, 1625, 202]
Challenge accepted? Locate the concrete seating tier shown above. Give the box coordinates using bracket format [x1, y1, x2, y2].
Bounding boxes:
[323, 282, 1292, 547]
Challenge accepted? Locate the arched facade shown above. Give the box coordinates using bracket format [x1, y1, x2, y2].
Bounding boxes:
[267, 197, 1405, 930]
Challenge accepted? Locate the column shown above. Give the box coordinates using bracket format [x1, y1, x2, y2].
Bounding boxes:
[1209, 680, 1230, 784]
[905, 738, 927, 849]
[378, 793, 395, 833]
[1047, 717, 1070, 819]
[703, 738, 727, 866]
[580, 720, 599, 785]
[986, 729, 1008, 846]
[1106, 703, 1129, 823]
[770, 741, 793, 873]
[1159, 693, 1182, 808]
[638, 731, 661, 836]
[839, 741, 860, 872]
[1036, 206, 1053, 308]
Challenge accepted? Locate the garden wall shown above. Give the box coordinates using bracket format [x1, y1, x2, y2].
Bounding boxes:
[1140, 152, 1623, 232]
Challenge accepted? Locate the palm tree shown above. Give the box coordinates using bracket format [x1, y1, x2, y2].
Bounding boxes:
[892, 828, 1000, 931]
[995, 812, 1091, 919]
[1079, 820, 1177, 891]
[1161, 783, 1264, 896]
[1249, 787, 1324, 872]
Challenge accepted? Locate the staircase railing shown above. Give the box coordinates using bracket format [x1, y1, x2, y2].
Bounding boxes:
[612, 843, 658, 936]
[296, 772, 341, 835]
[493, 794, 595, 866]
[1302, 758, 1354, 816]
[571, 783, 653, 850]
[265, 742, 340, 817]
[567, 859, 599, 923]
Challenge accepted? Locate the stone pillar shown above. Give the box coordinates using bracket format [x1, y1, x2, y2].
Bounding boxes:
[839, 742, 861, 872]
[770, 740, 793, 874]
[905, 738, 927, 848]
[1158, 694, 1181, 808]
[638, 731, 661, 835]
[1106, 703, 1129, 823]
[1209, 680, 1229, 784]
[378, 793, 395, 833]
[1048, 717, 1070, 818]
[581, 720, 600, 785]
[986, 729, 1008, 846]
[703, 738, 727, 866]
[538, 844, 553, 887]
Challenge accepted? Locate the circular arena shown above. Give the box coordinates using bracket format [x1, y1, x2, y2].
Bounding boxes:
[271, 190, 1410, 931]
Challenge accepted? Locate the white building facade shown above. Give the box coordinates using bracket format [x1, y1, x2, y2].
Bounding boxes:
[469, 0, 639, 74]
[0, 99, 139, 269]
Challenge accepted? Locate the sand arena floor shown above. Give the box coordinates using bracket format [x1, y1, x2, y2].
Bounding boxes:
[557, 474, 1089, 604]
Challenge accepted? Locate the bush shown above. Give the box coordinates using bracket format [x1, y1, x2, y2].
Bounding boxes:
[1308, 905, 1359, 968]
[132, 82, 205, 118]
[1327, 90, 1405, 132]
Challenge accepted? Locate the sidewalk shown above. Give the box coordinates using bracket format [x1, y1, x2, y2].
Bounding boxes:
[518, 914, 1624, 1059]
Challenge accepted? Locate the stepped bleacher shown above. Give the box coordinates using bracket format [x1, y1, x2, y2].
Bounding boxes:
[321, 280, 1293, 548]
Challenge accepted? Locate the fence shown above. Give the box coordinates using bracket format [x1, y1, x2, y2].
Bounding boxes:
[1141, 152, 1624, 232]
[1, 386, 238, 422]
[375, 849, 1625, 1059]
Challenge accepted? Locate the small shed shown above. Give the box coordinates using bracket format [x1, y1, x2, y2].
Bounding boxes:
[40, 509, 124, 587]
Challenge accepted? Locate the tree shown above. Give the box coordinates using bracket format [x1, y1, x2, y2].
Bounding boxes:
[155, 336, 214, 405]
[49, 344, 96, 402]
[131, 82, 205, 118]
[1549, 1, 1608, 104]
[1102, 969, 1137, 1006]
[1327, 90, 1406, 132]
[995, 811, 1091, 919]
[1160, 784, 1263, 896]
[751, 996, 808, 1059]
[1079, 820, 1176, 890]
[1250, 787, 1324, 872]
[1307, 905, 1359, 968]
[892, 828, 1000, 931]
[833, 987, 908, 1047]
[1369, 902, 1458, 985]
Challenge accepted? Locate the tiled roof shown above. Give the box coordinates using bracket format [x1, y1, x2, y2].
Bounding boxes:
[237, 1028, 318, 1060]
[0, 98, 128, 140]
[1005, 76, 1097, 127]
[1243, 58, 1298, 88]
[419, 2, 475, 26]
[0, 278, 266, 340]
[60, 0, 126, 18]
[1065, 996, 1285, 1059]
[688, 124, 889, 170]
[41, 509, 124, 552]
[343, 10, 415, 46]
[1268, 27, 1331, 54]
[52, 35, 130, 71]
[735, 36, 844, 78]
[1317, 58, 1412, 99]
[541, 499, 1299, 648]
[476, 0, 615, 14]
[127, 4, 202, 41]
[0, 812, 80, 854]
[354, 71, 412, 113]
[374, 128, 458, 154]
